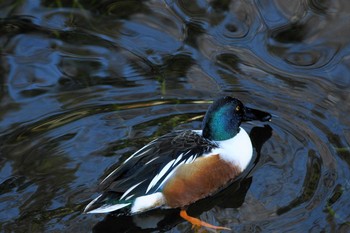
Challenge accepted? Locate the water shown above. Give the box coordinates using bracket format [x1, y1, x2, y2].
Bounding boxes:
[1, 0, 350, 232]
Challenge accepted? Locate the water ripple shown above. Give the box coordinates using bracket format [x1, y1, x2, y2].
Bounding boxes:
[1, 0, 350, 232]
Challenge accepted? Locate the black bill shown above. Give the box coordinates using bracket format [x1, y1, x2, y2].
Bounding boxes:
[243, 106, 272, 122]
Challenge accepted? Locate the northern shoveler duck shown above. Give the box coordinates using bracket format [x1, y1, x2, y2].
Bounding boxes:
[84, 96, 271, 230]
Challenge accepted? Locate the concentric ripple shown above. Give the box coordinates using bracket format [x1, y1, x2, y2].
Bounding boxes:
[0, 0, 350, 232]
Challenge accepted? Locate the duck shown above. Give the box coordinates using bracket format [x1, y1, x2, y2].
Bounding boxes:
[84, 96, 271, 230]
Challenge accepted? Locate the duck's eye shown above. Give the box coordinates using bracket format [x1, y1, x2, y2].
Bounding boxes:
[235, 106, 240, 112]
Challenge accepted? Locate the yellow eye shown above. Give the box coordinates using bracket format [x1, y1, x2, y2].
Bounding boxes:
[235, 106, 240, 112]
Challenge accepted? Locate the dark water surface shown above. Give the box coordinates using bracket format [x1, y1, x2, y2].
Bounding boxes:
[1, 0, 350, 232]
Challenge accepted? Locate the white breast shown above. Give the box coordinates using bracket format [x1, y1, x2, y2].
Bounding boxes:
[208, 127, 253, 170]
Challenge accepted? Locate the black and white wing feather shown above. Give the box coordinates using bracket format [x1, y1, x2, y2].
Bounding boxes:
[84, 130, 218, 214]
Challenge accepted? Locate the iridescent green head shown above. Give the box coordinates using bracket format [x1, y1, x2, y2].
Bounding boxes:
[202, 96, 271, 141]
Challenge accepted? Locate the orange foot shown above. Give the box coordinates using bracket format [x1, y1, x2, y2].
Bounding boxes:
[180, 209, 231, 231]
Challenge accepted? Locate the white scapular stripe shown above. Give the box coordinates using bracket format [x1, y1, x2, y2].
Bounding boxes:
[100, 147, 152, 184]
[173, 153, 183, 165]
[155, 154, 197, 191]
[145, 156, 159, 165]
[84, 194, 131, 214]
[146, 159, 175, 193]
[185, 155, 196, 163]
[119, 180, 146, 200]
[155, 167, 178, 191]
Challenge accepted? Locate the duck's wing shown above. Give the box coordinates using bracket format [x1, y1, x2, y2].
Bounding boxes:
[84, 130, 218, 214]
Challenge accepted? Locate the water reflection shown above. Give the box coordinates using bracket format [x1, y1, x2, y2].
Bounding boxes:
[93, 178, 252, 233]
[1, 0, 350, 232]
